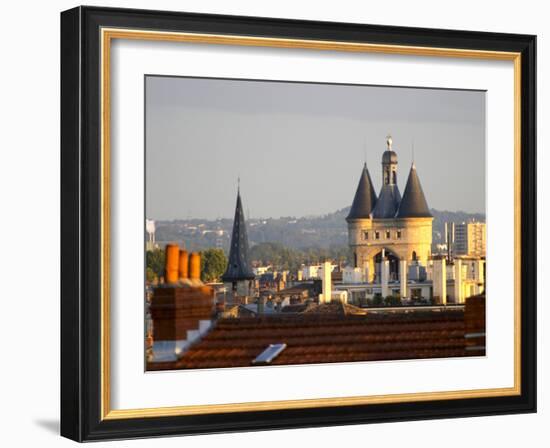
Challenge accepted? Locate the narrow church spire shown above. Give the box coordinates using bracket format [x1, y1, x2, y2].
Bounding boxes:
[221, 188, 255, 282]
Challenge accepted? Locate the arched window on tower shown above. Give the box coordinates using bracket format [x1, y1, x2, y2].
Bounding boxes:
[392, 171, 397, 185]
[384, 169, 390, 185]
[412, 251, 417, 261]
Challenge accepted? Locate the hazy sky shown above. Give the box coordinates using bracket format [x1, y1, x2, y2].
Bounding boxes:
[146, 76, 485, 220]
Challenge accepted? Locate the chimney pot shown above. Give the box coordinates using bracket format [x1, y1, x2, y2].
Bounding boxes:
[178, 250, 189, 280]
[189, 252, 201, 281]
[164, 244, 180, 284]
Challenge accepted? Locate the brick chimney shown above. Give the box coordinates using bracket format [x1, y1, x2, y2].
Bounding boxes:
[149, 246, 215, 363]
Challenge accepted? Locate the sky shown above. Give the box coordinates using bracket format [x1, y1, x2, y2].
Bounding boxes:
[145, 76, 485, 220]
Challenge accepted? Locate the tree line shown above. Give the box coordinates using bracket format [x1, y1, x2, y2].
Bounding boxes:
[146, 247, 227, 283]
[145, 242, 351, 283]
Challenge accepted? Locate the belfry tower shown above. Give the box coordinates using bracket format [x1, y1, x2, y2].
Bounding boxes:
[347, 136, 433, 286]
[221, 186, 255, 303]
[372, 135, 402, 219]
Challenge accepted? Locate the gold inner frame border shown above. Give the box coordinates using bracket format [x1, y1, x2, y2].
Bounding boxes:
[99, 27, 522, 420]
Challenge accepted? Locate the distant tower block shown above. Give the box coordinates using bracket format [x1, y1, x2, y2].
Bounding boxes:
[178, 250, 189, 280]
[146, 219, 156, 251]
[164, 244, 180, 284]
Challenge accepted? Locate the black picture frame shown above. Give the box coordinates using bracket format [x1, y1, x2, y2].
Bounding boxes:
[61, 5, 536, 442]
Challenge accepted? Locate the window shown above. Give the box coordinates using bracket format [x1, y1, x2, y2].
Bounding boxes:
[396, 230, 402, 239]
[375, 231, 380, 240]
[385, 230, 391, 239]
[363, 231, 369, 240]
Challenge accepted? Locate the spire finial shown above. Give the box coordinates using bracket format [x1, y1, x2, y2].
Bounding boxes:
[411, 140, 416, 169]
[237, 176, 240, 194]
[386, 134, 393, 151]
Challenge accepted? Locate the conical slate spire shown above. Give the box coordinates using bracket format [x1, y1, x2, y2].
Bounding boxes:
[346, 163, 378, 221]
[222, 191, 255, 282]
[396, 164, 432, 218]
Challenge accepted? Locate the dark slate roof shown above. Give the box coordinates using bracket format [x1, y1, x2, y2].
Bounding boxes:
[346, 163, 377, 221]
[396, 164, 432, 218]
[221, 192, 255, 282]
[371, 184, 402, 218]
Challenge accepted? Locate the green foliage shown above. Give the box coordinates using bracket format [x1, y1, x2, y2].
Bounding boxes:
[249, 242, 300, 271]
[249, 242, 351, 271]
[153, 209, 485, 251]
[384, 295, 402, 307]
[200, 248, 228, 282]
[146, 248, 165, 278]
[145, 267, 157, 283]
[371, 294, 384, 307]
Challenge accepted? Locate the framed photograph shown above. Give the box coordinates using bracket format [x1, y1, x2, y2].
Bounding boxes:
[61, 6, 536, 441]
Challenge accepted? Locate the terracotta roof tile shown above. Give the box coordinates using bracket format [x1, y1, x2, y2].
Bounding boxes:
[146, 309, 479, 370]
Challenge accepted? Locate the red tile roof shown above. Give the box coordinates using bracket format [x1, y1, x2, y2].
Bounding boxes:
[147, 308, 477, 371]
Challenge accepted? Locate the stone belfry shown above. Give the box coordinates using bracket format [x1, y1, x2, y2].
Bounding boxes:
[221, 186, 255, 303]
[347, 136, 433, 285]
[371, 135, 402, 218]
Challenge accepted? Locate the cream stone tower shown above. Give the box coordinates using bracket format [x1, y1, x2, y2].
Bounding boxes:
[347, 136, 433, 283]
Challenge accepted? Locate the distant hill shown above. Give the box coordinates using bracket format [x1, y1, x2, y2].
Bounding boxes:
[153, 207, 485, 252]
